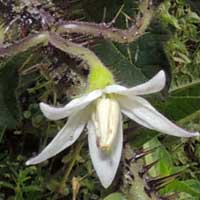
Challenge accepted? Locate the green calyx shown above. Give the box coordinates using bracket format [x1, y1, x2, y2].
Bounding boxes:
[87, 63, 115, 92]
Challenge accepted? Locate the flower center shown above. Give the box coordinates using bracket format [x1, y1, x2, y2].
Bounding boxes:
[92, 96, 120, 152]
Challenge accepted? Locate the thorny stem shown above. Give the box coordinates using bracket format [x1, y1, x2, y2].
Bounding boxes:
[123, 144, 158, 200]
[0, 0, 163, 79]
[0, 0, 162, 57]
[56, 0, 161, 43]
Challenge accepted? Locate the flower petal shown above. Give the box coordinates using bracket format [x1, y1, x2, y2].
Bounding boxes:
[104, 84, 127, 94]
[119, 96, 199, 137]
[40, 90, 102, 120]
[114, 70, 166, 96]
[87, 114, 123, 188]
[26, 109, 90, 165]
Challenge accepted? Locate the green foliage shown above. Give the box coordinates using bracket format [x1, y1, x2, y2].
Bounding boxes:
[103, 193, 126, 200]
[160, 179, 200, 198]
[91, 3, 170, 86]
[144, 138, 174, 177]
[0, 157, 44, 200]
[127, 1, 200, 199]
[0, 55, 24, 129]
[94, 31, 169, 87]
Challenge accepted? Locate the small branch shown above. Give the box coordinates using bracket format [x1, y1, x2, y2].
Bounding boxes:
[0, 32, 49, 57]
[56, 0, 161, 43]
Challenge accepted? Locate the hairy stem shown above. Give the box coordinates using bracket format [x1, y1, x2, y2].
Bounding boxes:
[0, 30, 114, 90]
[0, 31, 105, 70]
[0, 32, 49, 57]
[48, 32, 105, 69]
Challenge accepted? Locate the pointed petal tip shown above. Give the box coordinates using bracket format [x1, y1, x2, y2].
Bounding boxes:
[25, 156, 46, 166]
[156, 70, 166, 89]
[159, 70, 165, 76]
[39, 102, 46, 107]
[25, 161, 29, 166]
[96, 164, 116, 188]
[39, 102, 51, 116]
[25, 159, 33, 166]
[87, 117, 123, 189]
[39, 102, 67, 120]
[120, 96, 200, 138]
[101, 180, 112, 189]
[39, 102, 50, 113]
[25, 156, 41, 165]
[180, 131, 200, 138]
[192, 131, 200, 137]
[114, 70, 167, 97]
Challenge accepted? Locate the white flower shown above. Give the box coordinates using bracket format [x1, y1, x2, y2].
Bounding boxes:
[26, 70, 199, 188]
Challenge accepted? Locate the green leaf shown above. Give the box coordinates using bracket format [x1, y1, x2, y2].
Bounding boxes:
[104, 193, 127, 200]
[156, 66, 200, 126]
[0, 52, 31, 129]
[94, 40, 147, 86]
[94, 30, 169, 86]
[161, 179, 200, 197]
[143, 137, 173, 177]
[0, 59, 19, 129]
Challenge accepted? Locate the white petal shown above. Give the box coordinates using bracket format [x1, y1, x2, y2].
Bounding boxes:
[119, 96, 199, 137]
[40, 90, 102, 120]
[114, 70, 166, 96]
[26, 109, 90, 165]
[104, 84, 127, 94]
[87, 114, 123, 188]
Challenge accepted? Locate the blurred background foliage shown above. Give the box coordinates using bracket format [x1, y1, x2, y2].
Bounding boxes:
[0, 0, 200, 199]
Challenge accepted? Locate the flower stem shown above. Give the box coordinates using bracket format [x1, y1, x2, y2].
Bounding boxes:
[0, 30, 114, 90]
[48, 32, 115, 90]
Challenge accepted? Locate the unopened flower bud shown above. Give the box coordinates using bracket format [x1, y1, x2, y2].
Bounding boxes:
[92, 96, 120, 152]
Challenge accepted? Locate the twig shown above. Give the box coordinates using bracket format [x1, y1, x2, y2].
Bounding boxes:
[56, 0, 161, 43]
